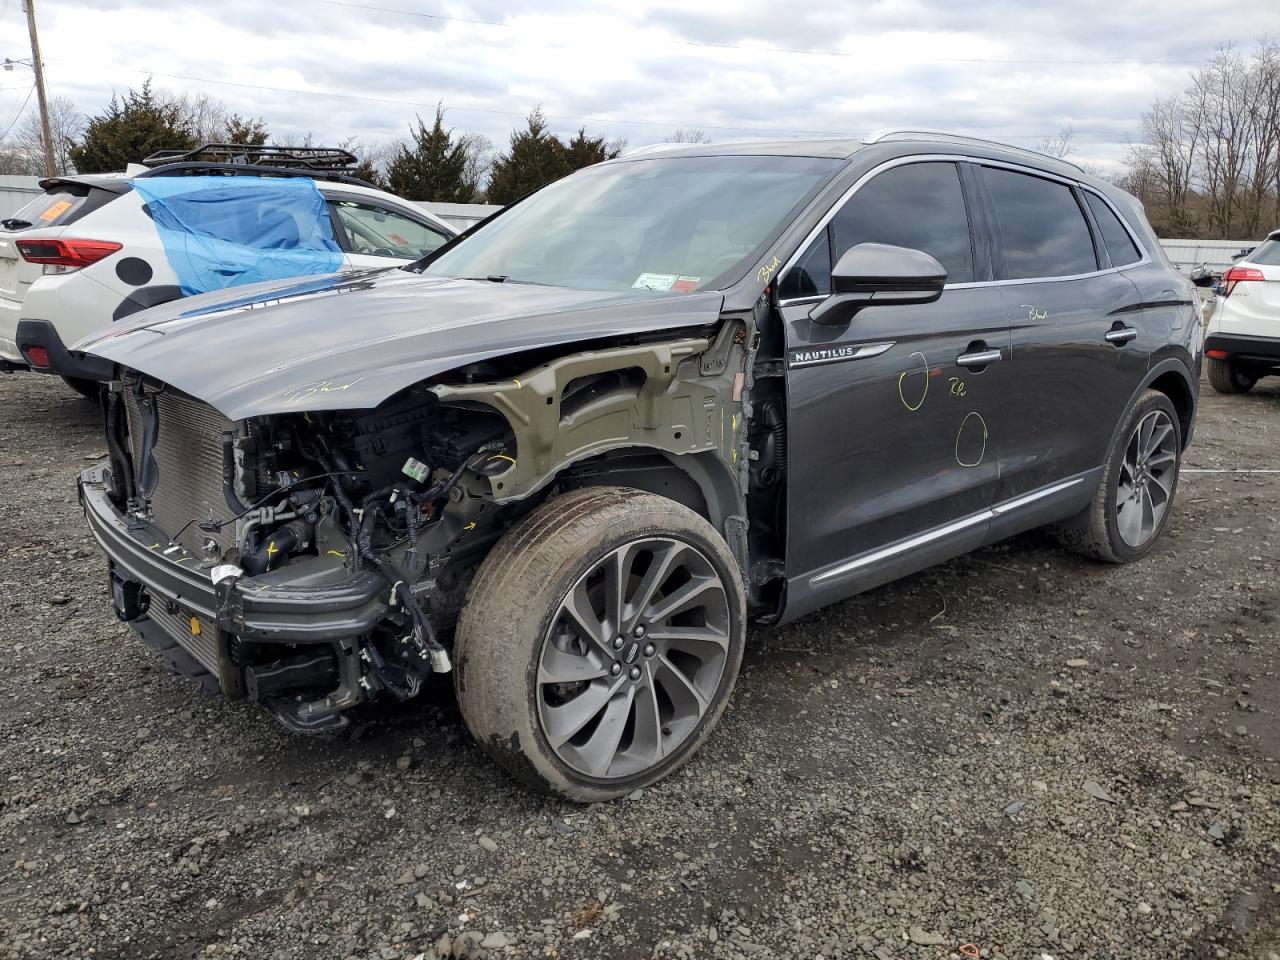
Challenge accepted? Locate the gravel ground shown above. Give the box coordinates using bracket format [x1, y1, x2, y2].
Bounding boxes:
[1, 371, 1277, 960]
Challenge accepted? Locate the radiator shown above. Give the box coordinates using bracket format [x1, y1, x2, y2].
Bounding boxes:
[122, 373, 240, 560]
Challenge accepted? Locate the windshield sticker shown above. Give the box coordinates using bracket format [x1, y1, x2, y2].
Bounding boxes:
[671, 276, 701, 292]
[632, 273, 678, 291]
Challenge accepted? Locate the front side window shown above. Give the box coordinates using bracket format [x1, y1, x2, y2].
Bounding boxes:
[1084, 192, 1142, 267]
[829, 162, 975, 284]
[421, 155, 840, 291]
[333, 201, 449, 259]
[984, 167, 1097, 279]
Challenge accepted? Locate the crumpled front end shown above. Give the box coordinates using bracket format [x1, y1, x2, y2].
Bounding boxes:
[80, 368, 512, 733]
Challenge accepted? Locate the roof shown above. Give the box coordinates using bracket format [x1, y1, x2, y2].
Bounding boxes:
[618, 129, 1087, 178]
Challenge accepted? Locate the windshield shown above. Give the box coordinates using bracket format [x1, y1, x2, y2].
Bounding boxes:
[421, 155, 840, 291]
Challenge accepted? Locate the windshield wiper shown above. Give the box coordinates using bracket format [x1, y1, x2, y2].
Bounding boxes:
[2, 218, 31, 230]
[460, 275, 555, 286]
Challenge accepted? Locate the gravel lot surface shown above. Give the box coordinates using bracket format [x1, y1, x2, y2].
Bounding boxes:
[1, 371, 1277, 960]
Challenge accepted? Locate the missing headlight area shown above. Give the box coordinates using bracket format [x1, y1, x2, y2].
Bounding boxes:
[89, 326, 750, 735]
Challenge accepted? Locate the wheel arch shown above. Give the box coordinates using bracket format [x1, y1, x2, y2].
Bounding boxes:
[1142, 358, 1196, 449]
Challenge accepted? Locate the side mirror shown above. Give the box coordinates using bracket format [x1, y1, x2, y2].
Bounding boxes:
[809, 243, 947, 326]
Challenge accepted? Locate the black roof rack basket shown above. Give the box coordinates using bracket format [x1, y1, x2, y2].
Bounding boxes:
[135, 143, 375, 188]
[141, 143, 358, 171]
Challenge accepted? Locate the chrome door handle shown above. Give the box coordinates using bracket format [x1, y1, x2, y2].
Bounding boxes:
[1105, 327, 1138, 344]
[956, 349, 1002, 367]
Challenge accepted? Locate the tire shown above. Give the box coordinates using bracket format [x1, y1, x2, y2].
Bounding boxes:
[62, 376, 101, 400]
[1206, 357, 1255, 394]
[1053, 389, 1182, 563]
[453, 486, 746, 802]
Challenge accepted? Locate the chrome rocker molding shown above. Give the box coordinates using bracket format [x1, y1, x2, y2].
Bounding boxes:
[810, 475, 1087, 587]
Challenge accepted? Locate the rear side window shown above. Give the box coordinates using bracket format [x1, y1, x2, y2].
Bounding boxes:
[984, 167, 1097, 279]
[6, 187, 110, 230]
[830, 162, 974, 284]
[1247, 237, 1280, 266]
[1084, 192, 1142, 267]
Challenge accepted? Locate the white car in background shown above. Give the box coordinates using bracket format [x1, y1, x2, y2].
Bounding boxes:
[0, 145, 455, 396]
[1204, 228, 1280, 394]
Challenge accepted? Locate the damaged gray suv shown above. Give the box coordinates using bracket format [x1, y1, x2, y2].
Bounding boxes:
[77, 131, 1200, 801]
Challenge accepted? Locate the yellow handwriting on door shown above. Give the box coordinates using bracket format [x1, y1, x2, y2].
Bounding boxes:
[948, 377, 966, 398]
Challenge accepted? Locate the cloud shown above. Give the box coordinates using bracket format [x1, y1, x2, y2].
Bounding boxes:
[0, 0, 1275, 174]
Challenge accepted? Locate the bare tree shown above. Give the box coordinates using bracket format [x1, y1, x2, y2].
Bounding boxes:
[665, 129, 712, 144]
[0, 94, 82, 174]
[1126, 41, 1280, 238]
[1038, 122, 1075, 159]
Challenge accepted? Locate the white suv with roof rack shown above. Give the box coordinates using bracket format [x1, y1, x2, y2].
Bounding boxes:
[1203, 228, 1280, 393]
[0, 144, 456, 396]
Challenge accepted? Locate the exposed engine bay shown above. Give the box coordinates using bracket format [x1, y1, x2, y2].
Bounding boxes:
[88, 318, 779, 734]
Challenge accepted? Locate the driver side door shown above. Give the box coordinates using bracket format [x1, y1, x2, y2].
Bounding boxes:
[780, 160, 1011, 615]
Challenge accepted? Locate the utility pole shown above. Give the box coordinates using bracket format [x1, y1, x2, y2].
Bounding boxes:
[23, 0, 55, 177]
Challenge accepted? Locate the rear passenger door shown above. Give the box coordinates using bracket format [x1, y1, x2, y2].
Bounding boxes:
[780, 160, 1010, 591]
[977, 164, 1149, 501]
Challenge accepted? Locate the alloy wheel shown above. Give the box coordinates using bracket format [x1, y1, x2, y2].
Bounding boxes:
[1115, 409, 1178, 547]
[535, 537, 731, 780]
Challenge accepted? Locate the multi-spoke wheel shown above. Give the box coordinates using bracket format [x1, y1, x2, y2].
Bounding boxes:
[1115, 409, 1178, 548]
[454, 487, 746, 801]
[1053, 389, 1183, 563]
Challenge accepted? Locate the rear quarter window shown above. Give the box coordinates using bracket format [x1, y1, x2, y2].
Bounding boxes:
[6, 186, 114, 229]
[1084, 192, 1142, 267]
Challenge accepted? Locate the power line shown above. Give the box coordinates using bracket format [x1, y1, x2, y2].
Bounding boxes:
[0, 82, 35, 142]
[293, 0, 1201, 67]
[677, 39, 1201, 66]
[46, 58, 856, 137]
[308, 0, 505, 27]
[46, 58, 1134, 146]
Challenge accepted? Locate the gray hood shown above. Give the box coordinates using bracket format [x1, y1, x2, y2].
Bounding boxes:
[78, 269, 725, 420]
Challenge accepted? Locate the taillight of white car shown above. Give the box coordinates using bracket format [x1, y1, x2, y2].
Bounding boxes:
[1221, 265, 1265, 297]
[15, 238, 123, 274]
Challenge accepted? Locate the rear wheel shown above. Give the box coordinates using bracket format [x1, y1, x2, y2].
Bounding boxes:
[1053, 389, 1182, 563]
[62, 376, 101, 400]
[1206, 357, 1256, 394]
[453, 486, 746, 802]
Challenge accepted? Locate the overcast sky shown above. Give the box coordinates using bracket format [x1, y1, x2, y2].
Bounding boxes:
[2, 0, 1278, 174]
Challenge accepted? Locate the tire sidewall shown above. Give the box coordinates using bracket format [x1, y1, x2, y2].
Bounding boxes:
[1099, 392, 1182, 562]
[456, 489, 747, 802]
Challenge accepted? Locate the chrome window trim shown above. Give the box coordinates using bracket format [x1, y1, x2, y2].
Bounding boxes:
[777, 154, 1151, 299]
[808, 475, 1086, 587]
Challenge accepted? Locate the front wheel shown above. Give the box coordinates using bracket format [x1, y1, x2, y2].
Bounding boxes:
[453, 486, 746, 801]
[1054, 389, 1182, 563]
[1206, 357, 1256, 394]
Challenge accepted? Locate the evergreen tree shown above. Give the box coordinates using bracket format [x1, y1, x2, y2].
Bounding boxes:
[485, 108, 573, 205]
[386, 107, 478, 202]
[224, 114, 269, 146]
[562, 127, 621, 170]
[69, 80, 196, 173]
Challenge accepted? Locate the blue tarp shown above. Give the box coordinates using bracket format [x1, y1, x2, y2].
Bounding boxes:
[130, 176, 344, 296]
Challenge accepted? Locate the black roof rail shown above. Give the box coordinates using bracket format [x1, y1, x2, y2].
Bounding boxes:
[141, 143, 359, 171]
